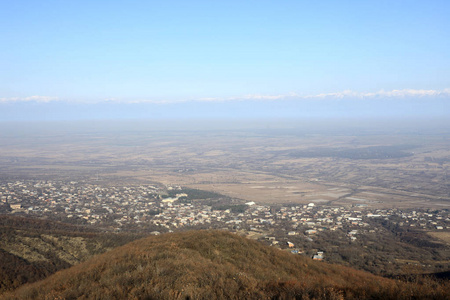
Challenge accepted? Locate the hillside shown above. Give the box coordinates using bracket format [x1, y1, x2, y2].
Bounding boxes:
[0, 216, 144, 294]
[3, 230, 449, 299]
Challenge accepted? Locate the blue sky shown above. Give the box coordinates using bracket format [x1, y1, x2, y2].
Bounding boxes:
[1, 0, 449, 120]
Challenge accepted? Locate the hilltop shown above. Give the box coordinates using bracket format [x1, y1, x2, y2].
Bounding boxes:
[3, 230, 449, 299]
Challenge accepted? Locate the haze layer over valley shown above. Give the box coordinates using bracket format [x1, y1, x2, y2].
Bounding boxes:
[1, 119, 448, 210]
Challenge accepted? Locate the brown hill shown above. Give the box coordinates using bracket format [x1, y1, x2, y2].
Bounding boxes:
[3, 230, 449, 299]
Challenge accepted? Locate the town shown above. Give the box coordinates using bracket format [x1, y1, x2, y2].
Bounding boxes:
[1, 179, 449, 276]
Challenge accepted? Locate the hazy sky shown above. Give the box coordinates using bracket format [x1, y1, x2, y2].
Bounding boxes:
[1, 0, 449, 120]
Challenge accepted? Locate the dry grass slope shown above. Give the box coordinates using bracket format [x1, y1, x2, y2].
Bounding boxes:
[3, 230, 449, 299]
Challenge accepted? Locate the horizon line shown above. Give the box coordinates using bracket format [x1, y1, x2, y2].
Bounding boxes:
[1, 88, 449, 104]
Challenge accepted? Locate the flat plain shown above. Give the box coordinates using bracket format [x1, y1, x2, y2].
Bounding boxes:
[0, 121, 449, 209]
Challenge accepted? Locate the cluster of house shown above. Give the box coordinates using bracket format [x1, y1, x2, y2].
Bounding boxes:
[1, 180, 449, 255]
